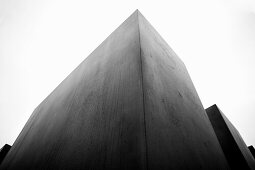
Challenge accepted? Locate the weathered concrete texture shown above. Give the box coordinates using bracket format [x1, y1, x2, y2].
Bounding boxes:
[206, 105, 255, 170]
[138, 12, 229, 170]
[0, 144, 11, 166]
[249, 146, 255, 159]
[1, 10, 229, 170]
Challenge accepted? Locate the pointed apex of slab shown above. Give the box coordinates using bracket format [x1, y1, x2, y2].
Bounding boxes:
[131, 9, 139, 16]
[206, 104, 219, 111]
[133, 9, 140, 14]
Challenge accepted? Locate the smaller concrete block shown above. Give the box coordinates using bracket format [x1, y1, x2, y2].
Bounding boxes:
[248, 146, 255, 159]
[0, 144, 11, 165]
[206, 104, 255, 170]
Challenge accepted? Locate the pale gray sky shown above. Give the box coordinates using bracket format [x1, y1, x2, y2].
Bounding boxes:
[0, 0, 255, 148]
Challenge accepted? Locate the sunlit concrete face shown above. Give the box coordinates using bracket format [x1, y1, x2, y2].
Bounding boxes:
[206, 105, 255, 170]
[138, 12, 229, 170]
[0, 10, 229, 170]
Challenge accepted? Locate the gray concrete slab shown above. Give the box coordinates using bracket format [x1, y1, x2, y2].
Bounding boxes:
[249, 146, 255, 159]
[0, 145, 11, 166]
[206, 104, 255, 170]
[0, 10, 230, 170]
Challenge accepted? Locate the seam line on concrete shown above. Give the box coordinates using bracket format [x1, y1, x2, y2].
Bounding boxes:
[137, 10, 148, 170]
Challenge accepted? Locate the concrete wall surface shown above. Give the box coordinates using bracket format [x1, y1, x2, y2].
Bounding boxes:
[206, 104, 255, 170]
[249, 146, 255, 159]
[0, 145, 11, 166]
[1, 10, 229, 170]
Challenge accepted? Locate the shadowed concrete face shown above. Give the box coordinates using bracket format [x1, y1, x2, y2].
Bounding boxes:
[249, 146, 255, 159]
[0, 145, 11, 166]
[206, 105, 255, 170]
[0, 10, 229, 170]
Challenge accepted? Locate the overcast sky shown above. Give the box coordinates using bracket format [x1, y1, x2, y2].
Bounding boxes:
[0, 0, 255, 148]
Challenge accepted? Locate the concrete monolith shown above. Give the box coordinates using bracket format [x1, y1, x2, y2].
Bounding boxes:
[0, 144, 11, 166]
[0, 10, 229, 170]
[206, 104, 255, 170]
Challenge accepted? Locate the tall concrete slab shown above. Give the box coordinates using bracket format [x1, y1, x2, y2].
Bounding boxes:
[1, 10, 229, 170]
[0, 145, 11, 166]
[249, 146, 255, 159]
[206, 104, 255, 170]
